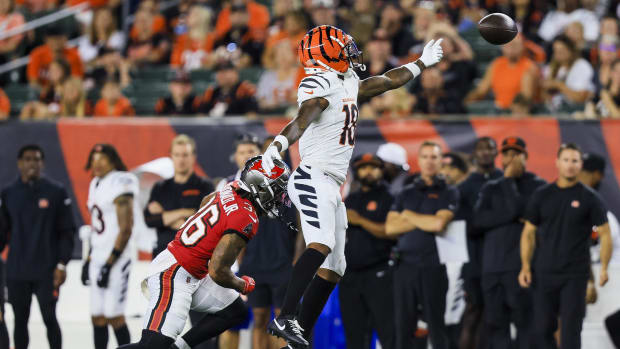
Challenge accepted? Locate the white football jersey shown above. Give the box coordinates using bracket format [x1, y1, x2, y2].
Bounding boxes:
[297, 70, 360, 184]
[87, 171, 140, 263]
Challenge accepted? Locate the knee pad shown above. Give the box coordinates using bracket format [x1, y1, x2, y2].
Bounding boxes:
[139, 329, 174, 349]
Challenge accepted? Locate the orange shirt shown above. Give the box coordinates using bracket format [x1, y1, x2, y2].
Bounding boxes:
[0, 12, 26, 48]
[27, 45, 84, 84]
[93, 97, 134, 117]
[170, 33, 216, 68]
[0, 88, 10, 117]
[215, 1, 270, 41]
[66, 0, 109, 7]
[130, 15, 166, 40]
[490, 56, 534, 109]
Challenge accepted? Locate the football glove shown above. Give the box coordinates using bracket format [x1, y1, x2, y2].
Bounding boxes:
[419, 39, 444, 67]
[97, 263, 112, 288]
[240, 275, 256, 295]
[81, 260, 90, 286]
[261, 143, 282, 175]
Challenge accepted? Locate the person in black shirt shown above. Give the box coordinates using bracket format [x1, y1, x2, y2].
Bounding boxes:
[474, 137, 546, 349]
[0, 144, 75, 349]
[458, 137, 503, 349]
[386, 141, 460, 349]
[441, 152, 469, 186]
[519, 143, 613, 349]
[339, 153, 396, 349]
[154, 71, 200, 116]
[199, 61, 258, 117]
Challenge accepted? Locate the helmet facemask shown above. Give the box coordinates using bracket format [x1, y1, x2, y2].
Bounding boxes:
[239, 156, 290, 219]
[342, 37, 365, 71]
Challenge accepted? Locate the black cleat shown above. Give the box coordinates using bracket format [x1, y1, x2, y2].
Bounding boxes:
[267, 316, 308, 347]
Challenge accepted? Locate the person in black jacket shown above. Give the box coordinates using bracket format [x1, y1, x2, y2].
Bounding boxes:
[339, 153, 396, 349]
[0, 144, 75, 349]
[474, 137, 546, 349]
[458, 137, 503, 349]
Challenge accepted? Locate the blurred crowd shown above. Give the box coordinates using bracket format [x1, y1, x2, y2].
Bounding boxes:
[0, 0, 619, 120]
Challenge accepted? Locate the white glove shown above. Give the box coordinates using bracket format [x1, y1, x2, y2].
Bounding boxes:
[262, 143, 282, 174]
[79, 225, 94, 241]
[419, 38, 444, 67]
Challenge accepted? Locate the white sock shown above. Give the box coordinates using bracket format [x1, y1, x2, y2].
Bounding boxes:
[174, 337, 191, 349]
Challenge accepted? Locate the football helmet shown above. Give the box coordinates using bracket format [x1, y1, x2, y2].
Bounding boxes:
[298, 25, 364, 74]
[238, 156, 290, 218]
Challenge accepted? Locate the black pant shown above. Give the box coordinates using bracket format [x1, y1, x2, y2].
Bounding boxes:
[7, 278, 61, 349]
[482, 271, 532, 349]
[394, 262, 449, 349]
[339, 265, 395, 349]
[532, 274, 588, 349]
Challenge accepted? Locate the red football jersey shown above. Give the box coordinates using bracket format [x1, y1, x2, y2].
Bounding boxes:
[168, 183, 259, 279]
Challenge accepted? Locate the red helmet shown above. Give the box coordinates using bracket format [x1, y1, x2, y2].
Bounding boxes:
[298, 25, 364, 73]
[238, 156, 290, 218]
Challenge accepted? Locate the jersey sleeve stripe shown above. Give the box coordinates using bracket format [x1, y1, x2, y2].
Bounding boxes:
[315, 74, 331, 87]
[301, 78, 324, 88]
[147, 263, 181, 332]
[299, 83, 318, 89]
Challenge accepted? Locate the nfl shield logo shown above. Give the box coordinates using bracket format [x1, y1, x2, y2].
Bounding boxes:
[39, 198, 49, 208]
[571, 200, 580, 208]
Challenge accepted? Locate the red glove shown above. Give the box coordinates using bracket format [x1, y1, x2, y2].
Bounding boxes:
[241, 276, 255, 295]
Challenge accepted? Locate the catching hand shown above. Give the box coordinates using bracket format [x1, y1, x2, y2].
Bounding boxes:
[262, 143, 282, 175]
[419, 39, 444, 67]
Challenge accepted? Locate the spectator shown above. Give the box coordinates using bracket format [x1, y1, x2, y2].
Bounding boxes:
[376, 142, 411, 196]
[21, 59, 71, 120]
[125, 9, 171, 68]
[14, 0, 56, 14]
[519, 143, 612, 349]
[386, 141, 459, 349]
[585, 58, 620, 118]
[256, 39, 299, 113]
[308, 0, 341, 27]
[59, 77, 90, 118]
[600, 15, 619, 37]
[378, 3, 416, 58]
[263, 11, 308, 67]
[215, 133, 262, 190]
[355, 29, 396, 80]
[594, 35, 620, 91]
[360, 87, 415, 119]
[543, 35, 595, 111]
[93, 80, 134, 117]
[129, 0, 167, 41]
[214, 0, 270, 66]
[199, 60, 258, 117]
[538, 0, 599, 43]
[474, 137, 546, 349]
[410, 4, 439, 54]
[77, 7, 127, 86]
[441, 152, 469, 185]
[0, 144, 75, 349]
[458, 137, 503, 349]
[510, 94, 533, 116]
[339, 153, 396, 349]
[563, 21, 589, 59]
[27, 27, 84, 88]
[414, 67, 466, 115]
[0, 0, 26, 64]
[155, 71, 200, 116]
[339, 0, 377, 49]
[426, 22, 474, 62]
[170, 5, 216, 71]
[509, 0, 546, 41]
[0, 87, 9, 120]
[465, 34, 538, 111]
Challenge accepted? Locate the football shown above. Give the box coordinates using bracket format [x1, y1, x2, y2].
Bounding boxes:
[478, 13, 518, 45]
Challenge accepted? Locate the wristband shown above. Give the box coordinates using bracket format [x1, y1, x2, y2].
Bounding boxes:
[111, 248, 122, 258]
[274, 135, 289, 152]
[56, 263, 66, 271]
[403, 61, 421, 78]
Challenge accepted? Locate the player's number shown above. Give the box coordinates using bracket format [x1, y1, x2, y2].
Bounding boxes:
[339, 103, 358, 146]
[90, 205, 105, 234]
[180, 198, 220, 247]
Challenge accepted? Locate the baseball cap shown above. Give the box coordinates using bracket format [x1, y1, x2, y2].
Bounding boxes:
[353, 153, 383, 170]
[442, 152, 468, 173]
[582, 153, 606, 173]
[501, 137, 527, 154]
[377, 143, 410, 171]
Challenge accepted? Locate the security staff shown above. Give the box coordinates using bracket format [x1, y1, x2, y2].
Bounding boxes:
[458, 137, 502, 349]
[474, 137, 546, 349]
[387, 141, 459, 349]
[339, 153, 396, 349]
[519, 143, 613, 349]
[144, 134, 214, 256]
[0, 144, 75, 349]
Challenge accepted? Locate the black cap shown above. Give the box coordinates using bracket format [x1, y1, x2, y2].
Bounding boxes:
[353, 153, 383, 170]
[583, 153, 606, 173]
[442, 152, 468, 173]
[501, 137, 527, 154]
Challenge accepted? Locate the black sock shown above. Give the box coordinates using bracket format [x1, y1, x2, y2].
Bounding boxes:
[280, 248, 327, 316]
[114, 324, 131, 345]
[94, 325, 108, 349]
[0, 320, 8, 349]
[298, 275, 336, 338]
[183, 297, 247, 347]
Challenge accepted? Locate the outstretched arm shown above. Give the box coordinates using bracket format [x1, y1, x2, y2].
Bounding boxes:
[358, 39, 444, 103]
[209, 232, 248, 293]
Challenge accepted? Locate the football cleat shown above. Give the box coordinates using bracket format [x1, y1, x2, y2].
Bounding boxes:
[267, 315, 308, 347]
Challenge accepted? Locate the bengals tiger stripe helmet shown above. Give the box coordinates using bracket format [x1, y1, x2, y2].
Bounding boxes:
[298, 25, 365, 74]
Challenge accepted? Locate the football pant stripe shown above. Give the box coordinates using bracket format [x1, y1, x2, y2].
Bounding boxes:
[147, 263, 180, 332]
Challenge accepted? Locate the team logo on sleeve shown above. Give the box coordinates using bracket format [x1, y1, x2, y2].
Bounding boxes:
[39, 198, 49, 208]
[366, 201, 377, 211]
[243, 223, 254, 235]
[571, 200, 580, 208]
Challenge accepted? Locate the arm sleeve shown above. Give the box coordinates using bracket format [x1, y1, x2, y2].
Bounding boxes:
[442, 186, 460, 213]
[524, 188, 543, 225]
[390, 191, 405, 212]
[56, 188, 76, 264]
[473, 180, 521, 230]
[144, 183, 165, 228]
[589, 192, 608, 227]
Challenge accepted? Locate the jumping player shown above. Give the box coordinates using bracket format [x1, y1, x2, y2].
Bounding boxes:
[120, 156, 290, 349]
[262, 25, 444, 347]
